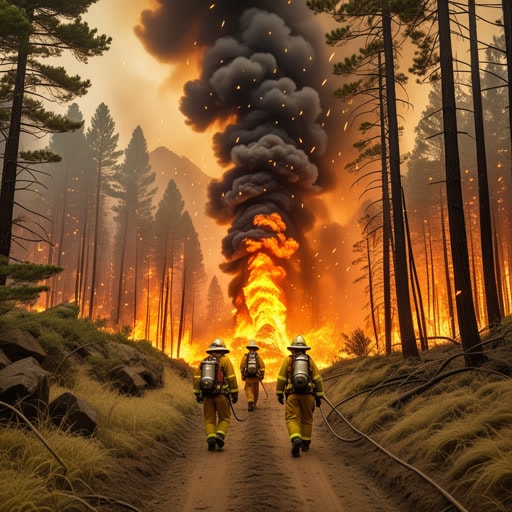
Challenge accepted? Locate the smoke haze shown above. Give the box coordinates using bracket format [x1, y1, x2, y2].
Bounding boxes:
[136, 1, 362, 339]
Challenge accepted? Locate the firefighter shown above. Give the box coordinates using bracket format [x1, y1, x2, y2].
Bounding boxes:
[276, 335, 325, 457]
[193, 338, 239, 451]
[240, 340, 265, 411]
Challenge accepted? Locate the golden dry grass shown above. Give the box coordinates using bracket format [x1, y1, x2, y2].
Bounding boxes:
[0, 308, 196, 511]
[322, 330, 512, 512]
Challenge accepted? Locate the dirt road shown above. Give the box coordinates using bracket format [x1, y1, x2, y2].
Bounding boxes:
[145, 382, 402, 512]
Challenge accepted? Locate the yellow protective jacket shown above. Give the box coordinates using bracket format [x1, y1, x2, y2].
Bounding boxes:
[276, 354, 324, 398]
[194, 354, 239, 397]
[240, 352, 265, 380]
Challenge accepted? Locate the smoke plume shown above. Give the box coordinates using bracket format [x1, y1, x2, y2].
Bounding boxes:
[136, 1, 344, 349]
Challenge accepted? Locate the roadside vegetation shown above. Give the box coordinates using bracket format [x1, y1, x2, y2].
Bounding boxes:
[322, 316, 512, 512]
[0, 306, 195, 512]
[1, 307, 512, 511]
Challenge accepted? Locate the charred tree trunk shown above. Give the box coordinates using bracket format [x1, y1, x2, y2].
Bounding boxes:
[438, 0, 486, 366]
[502, 0, 512, 178]
[379, 52, 393, 355]
[382, 8, 419, 359]
[115, 212, 129, 326]
[0, 10, 33, 270]
[88, 160, 103, 318]
[177, 262, 187, 359]
[366, 237, 379, 352]
[439, 194, 456, 338]
[469, 0, 502, 328]
[403, 190, 428, 351]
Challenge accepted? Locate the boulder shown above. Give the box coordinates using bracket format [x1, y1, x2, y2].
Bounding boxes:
[0, 357, 49, 423]
[115, 344, 164, 389]
[0, 328, 46, 364]
[108, 365, 147, 395]
[116, 343, 141, 363]
[0, 349, 11, 370]
[49, 392, 98, 436]
[133, 364, 164, 389]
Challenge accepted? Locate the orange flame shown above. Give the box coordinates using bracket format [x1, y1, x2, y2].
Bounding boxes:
[229, 212, 299, 371]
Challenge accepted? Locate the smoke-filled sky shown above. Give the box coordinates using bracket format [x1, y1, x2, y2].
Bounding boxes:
[70, 0, 424, 177]
[61, 0, 418, 336]
[49, 0, 502, 341]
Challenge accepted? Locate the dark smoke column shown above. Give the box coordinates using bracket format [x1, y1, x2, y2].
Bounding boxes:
[136, 1, 334, 354]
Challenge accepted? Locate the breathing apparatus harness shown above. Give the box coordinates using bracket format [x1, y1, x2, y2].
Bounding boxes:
[199, 354, 248, 421]
[241, 350, 268, 399]
[199, 354, 225, 396]
[287, 351, 313, 394]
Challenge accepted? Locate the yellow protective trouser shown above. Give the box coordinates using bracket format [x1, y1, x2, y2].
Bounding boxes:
[203, 393, 231, 440]
[285, 393, 315, 441]
[244, 377, 260, 405]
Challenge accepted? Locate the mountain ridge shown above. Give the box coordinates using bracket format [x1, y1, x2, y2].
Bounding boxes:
[149, 146, 228, 288]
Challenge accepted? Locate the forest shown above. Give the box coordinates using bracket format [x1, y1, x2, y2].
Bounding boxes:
[0, 0, 511, 371]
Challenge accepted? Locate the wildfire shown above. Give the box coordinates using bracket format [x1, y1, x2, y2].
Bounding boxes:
[224, 212, 297, 370]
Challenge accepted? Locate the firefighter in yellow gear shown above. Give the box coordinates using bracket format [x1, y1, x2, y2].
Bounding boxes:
[276, 335, 325, 457]
[240, 340, 265, 411]
[194, 338, 239, 451]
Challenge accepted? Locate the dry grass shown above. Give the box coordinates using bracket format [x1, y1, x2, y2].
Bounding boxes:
[2, 308, 512, 510]
[50, 367, 195, 456]
[0, 308, 196, 511]
[323, 327, 512, 512]
[0, 364, 195, 511]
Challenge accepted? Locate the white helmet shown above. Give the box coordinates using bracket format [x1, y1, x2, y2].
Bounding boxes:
[287, 335, 311, 351]
[246, 340, 259, 350]
[206, 338, 229, 353]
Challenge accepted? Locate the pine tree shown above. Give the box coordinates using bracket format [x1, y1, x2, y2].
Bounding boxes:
[0, 257, 62, 313]
[85, 103, 122, 318]
[410, 0, 487, 366]
[0, 0, 111, 270]
[206, 276, 228, 333]
[110, 126, 156, 328]
[467, 0, 501, 329]
[308, 0, 424, 359]
[44, 103, 90, 308]
[153, 179, 186, 352]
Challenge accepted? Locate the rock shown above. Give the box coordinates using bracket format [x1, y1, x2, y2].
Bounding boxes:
[133, 364, 164, 389]
[0, 357, 49, 423]
[116, 343, 164, 389]
[108, 365, 147, 395]
[0, 348, 11, 369]
[0, 328, 46, 364]
[49, 392, 98, 436]
[116, 343, 141, 363]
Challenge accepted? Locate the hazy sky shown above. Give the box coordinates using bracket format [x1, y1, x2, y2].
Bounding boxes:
[65, 0, 221, 175]
[46, 0, 503, 337]
[60, 0, 369, 236]
[68, 0, 422, 180]
[63, 1, 501, 177]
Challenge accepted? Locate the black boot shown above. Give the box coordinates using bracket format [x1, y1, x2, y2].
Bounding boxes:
[301, 440, 311, 452]
[291, 437, 302, 457]
[215, 434, 225, 449]
[207, 438, 216, 451]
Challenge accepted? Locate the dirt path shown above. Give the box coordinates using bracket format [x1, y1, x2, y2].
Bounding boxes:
[145, 382, 402, 512]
